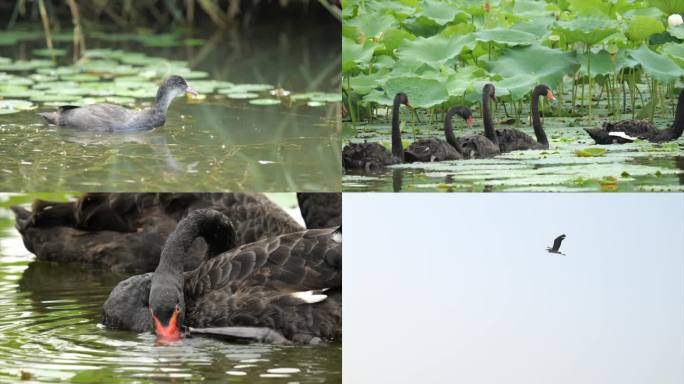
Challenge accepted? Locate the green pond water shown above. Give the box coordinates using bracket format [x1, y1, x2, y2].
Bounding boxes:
[0, 22, 341, 192]
[0, 194, 341, 383]
[343, 98, 684, 192]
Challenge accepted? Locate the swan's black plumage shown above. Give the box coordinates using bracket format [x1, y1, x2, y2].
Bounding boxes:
[296, 193, 341, 228]
[404, 107, 469, 162]
[102, 209, 341, 344]
[11, 193, 303, 272]
[483, 84, 554, 152]
[38, 75, 198, 132]
[584, 88, 684, 144]
[342, 92, 410, 170]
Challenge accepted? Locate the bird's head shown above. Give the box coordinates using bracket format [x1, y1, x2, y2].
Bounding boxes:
[534, 84, 556, 102]
[148, 284, 185, 342]
[160, 75, 198, 98]
[483, 83, 497, 103]
[395, 92, 412, 108]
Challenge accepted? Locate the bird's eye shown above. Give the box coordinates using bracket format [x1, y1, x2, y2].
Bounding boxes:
[174, 304, 180, 313]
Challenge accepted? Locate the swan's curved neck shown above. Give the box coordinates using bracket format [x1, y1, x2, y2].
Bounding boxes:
[155, 210, 236, 277]
[482, 91, 497, 144]
[444, 108, 463, 150]
[531, 90, 549, 148]
[659, 89, 684, 141]
[391, 97, 405, 161]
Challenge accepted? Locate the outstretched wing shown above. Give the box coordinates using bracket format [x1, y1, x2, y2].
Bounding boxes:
[552, 234, 566, 251]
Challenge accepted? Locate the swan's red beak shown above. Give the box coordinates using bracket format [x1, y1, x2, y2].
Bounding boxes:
[546, 90, 556, 101]
[466, 116, 474, 128]
[404, 101, 412, 109]
[185, 86, 199, 96]
[151, 306, 182, 342]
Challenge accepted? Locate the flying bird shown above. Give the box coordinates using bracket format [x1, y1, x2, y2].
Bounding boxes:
[546, 234, 566, 256]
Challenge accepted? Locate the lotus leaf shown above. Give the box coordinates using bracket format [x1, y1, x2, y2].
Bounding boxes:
[384, 76, 448, 108]
[626, 15, 665, 42]
[554, 17, 619, 45]
[628, 44, 684, 82]
[249, 99, 281, 105]
[487, 44, 579, 90]
[342, 37, 376, 72]
[473, 28, 537, 46]
[396, 34, 473, 69]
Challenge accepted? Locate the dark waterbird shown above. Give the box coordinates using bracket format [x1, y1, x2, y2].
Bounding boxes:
[102, 209, 341, 345]
[482, 84, 555, 152]
[11, 193, 304, 273]
[404, 106, 471, 162]
[342, 92, 411, 170]
[584, 88, 684, 144]
[38, 75, 198, 132]
[546, 234, 566, 256]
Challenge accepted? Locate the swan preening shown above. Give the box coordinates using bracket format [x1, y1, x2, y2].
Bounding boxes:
[546, 234, 567, 256]
[103, 209, 341, 345]
[343, 83, 556, 170]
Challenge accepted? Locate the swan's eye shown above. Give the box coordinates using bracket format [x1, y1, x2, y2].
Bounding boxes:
[174, 304, 180, 313]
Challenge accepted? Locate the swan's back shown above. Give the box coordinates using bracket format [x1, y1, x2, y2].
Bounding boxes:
[453, 134, 500, 159]
[496, 128, 540, 152]
[342, 142, 397, 170]
[405, 138, 462, 162]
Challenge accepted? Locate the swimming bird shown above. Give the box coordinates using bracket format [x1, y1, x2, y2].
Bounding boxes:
[102, 209, 341, 345]
[546, 234, 566, 256]
[38, 75, 198, 132]
[342, 92, 411, 170]
[584, 88, 684, 144]
[11, 193, 304, 272]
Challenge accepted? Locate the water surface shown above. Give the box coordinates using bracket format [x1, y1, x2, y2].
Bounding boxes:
[0, 195, 341, 383]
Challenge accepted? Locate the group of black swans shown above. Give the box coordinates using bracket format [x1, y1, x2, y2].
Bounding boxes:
[343, 83, 684, 171]
[12, 193, 341, 345]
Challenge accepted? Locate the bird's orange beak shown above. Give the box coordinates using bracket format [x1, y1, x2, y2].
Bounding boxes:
[546, 90, 556, 101]
[151, 305, 182, 342]
[466, 116, 474, 128]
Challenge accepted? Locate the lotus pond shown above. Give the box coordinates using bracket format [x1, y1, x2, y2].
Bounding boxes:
[0, 21, 340, 191]
[0, 193, 341, 383]
[342, 0, 684, 191]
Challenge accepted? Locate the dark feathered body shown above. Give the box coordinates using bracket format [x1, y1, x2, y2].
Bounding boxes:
[405, 137, 462, 162]
[342, 142, 399, 170]
[495, 128, 545, 152]
[12, 193, 303, 273]
[453, 134, 500, 159]
[296, 193, 341, 228]
[343, 92, 409, 170]
[37, 75, 195, 132]
[102, 216, 342, 344]
[584, 89, 684, 144]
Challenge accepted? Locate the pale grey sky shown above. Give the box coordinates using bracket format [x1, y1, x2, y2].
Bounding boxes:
[343, 193, 684, 384]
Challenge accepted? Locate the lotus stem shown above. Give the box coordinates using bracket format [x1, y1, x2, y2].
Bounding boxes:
[586, 45, 592, 123]
[67, 0, 85, 63]
[37, 0, 54, 61]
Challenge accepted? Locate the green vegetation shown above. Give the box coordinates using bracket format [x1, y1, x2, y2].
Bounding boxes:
[342, 0, 684, 123]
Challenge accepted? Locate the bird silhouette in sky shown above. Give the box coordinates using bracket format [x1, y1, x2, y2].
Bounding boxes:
[546, 234, 566, 256]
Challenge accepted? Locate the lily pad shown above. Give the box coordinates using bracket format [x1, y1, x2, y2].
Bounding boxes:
[575, 147, 607, 157]
[225, 92, 259, 99]
[0, 99, 34, 110]
[32, 48, 67, 57]
[249, 98, 281, 105]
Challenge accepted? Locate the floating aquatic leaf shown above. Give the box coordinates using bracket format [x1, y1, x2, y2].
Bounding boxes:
[61, 74, 101, 82]
[249, 98, 281, 105]
[0, 59, 54, 71]
[225, 92, 259, 99]
[230, 84, 274, 92]
[307, 101, 325, 107]
[575, 147, 607, 157]
[0, 99, 34, 110]
[32, 48, 67, 57]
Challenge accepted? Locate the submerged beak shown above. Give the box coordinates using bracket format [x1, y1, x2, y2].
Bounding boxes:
[185, 86, 199, 96]
[546, 90, 556, 101]
[151, 307, 182, 342]
[466, 116, 474, 128]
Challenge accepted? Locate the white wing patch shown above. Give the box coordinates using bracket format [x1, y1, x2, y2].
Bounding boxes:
[609, 131, 637, 141]
[332, 231, 341, 243]
[290, 290, 328, 304]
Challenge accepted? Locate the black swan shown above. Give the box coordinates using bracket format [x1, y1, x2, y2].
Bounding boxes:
[11, 193, 303, 273]
[296, 193, 341, 228]
[483, 83, 555, 152]
[584, 88, 684, 144]
[102, 209, 341, 345]
[449, 106, 500, 159]
[546, 234, 566, 256]
[38, 75, 197, 132]
[342, 92, 410, 170]
[404, 107, 470, 162]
